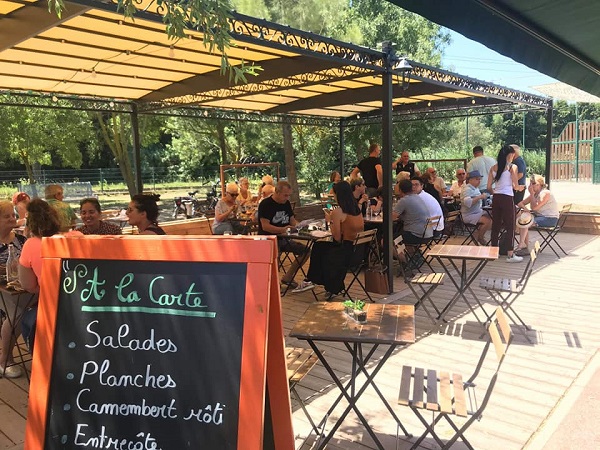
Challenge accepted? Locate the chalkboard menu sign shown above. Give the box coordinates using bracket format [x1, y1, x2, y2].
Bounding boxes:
[46, 259, 246, 449]
[25, 236, 294, 450]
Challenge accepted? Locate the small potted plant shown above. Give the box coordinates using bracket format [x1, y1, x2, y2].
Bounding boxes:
[343, 299, 367, 323]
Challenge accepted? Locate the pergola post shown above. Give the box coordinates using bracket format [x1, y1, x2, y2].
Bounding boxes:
[339, 118, 346, 176]
[382, 43, 394, 294]
[545, 99, 554, 188]
[131, 102, 143, 194]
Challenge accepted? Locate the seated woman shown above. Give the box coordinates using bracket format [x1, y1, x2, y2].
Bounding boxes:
[76, 198, 122, 235]
[212, 183, 246, 235]
[126, 194, 166, 235]
[12, 192, 30, 227]
[18, 199, 62, 360]
[0, 201, 28, 378]
[326, 171, 342, 195]
[237, 177, 252, 207]
[292, 181, 364, 300]
[514, 174, 559, 256]
[257, 174, 275, 199]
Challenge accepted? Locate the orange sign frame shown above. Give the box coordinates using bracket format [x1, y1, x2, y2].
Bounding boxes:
[25, 234, 293, 450]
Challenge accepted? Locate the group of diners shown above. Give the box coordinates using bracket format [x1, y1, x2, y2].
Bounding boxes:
[0, 189, 169, 378]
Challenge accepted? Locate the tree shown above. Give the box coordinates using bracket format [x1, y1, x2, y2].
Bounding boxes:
[93, 112, 166, 196]
[0, 104, 93, 183]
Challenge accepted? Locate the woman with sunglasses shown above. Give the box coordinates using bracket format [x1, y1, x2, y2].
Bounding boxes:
[212, 183, 246, 235]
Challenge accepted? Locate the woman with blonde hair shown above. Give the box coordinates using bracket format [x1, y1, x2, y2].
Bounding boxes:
[212, 183, 246, 235]
[514, 174, 559, 256]
[0, 201, 28, 377]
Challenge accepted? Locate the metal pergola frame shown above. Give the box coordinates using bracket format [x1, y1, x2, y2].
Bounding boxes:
[0, 0, 552, 292]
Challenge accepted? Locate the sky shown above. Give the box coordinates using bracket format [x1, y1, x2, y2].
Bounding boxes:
[442, 30, 557, 95]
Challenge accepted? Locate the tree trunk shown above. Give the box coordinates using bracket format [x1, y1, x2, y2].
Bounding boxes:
[282, 118, 300, 205]
[95, 112, 137, 196]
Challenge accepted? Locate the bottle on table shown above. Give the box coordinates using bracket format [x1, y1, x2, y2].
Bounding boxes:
[6, 243, 19, 284]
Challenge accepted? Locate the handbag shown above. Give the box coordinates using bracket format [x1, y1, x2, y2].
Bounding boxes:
[364, 265, 389, 294]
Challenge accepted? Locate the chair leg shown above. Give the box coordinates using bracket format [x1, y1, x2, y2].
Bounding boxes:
[290, 385, 321, 435]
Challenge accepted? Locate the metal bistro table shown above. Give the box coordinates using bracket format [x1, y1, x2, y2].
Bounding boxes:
[426, 244, 499, 327]
[290, 302, 415, 449]
[278, 229, 331, 296]
[0, 284, 37, 381]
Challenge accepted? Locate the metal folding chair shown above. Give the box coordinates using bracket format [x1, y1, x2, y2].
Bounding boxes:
[394, 236, 444, 325]
[286, 347, 322, 438]
[405, 215, 441, 272]
[479, 241, 541, 340]
[531, 203, 571, 258]
[341, 229, 378, 303]
[397, 307, 513, 450]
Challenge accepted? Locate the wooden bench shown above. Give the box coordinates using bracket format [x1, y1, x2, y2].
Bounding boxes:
[122, 217, 215, 235]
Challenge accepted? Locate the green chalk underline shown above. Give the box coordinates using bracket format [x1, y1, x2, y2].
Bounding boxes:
[81, 306, 217, 318]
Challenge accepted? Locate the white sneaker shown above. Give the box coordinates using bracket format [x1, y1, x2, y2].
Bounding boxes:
[292, 280, 315, 293]
[0, 364, 23, 378]
[506, 254, 523, 263]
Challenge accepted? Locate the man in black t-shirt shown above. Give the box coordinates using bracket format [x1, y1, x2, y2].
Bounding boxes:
[350, 143, 383, 197]
[258, 180, 309, 287]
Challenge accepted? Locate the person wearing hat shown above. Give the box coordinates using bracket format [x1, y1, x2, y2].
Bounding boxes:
[514, 174, 559, 256]
[460, 170, 492, 245]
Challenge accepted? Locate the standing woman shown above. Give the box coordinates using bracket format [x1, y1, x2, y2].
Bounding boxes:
[77, 198, 122, 235]
[487, 145, 525, 262]
[0, 201, 28, 377]
[126, 194, 166, 235]
[292, 181, 364, 300]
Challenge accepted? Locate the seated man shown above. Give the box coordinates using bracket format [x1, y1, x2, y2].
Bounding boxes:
[411, 177, 444, 237]
[449, 168, 467, 197]
[514, 174, 559, 256]
[350, 177, 369, 216]
[393, 179, 431, 245]
[460, 170, 492, 245]
[258, 180, 309, 287]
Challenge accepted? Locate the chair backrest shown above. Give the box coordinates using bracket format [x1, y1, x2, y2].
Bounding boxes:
[420, 215, 441, 239]
[557, 203, 572, 227]
[349, 228, 378, 267]
[393, 235, 410, 280]
[469, 307, 513, 385]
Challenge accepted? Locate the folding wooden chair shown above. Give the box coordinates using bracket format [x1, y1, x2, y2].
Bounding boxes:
[458, 212, 482, 245]
[405, 215, 440, 272]
[530, 203, 571, 258]
[286, 347, 322, 437]
[341, 229, 378, 303]
[397, 307, 512, 450]
[394, 236, 444, 325]
[479, 241, 541, 339]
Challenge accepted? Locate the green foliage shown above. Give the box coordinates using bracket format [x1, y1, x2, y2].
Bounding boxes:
[343, 299, 365, 311]
[0, 103, 94, 181]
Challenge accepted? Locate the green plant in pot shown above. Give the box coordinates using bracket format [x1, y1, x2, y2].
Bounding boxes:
[343, 299, 367, 323]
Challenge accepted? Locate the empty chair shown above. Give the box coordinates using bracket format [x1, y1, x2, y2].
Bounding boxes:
[479, 241, 541, 340]
[341, 228, 379, 302]
[286, 347, 321, 437]
[397, 307, 512, 450]
[394, 236, 445, 325]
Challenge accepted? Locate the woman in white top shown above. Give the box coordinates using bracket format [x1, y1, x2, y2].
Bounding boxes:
[514, 175, 559, 256]
[487, 144, 525, 262]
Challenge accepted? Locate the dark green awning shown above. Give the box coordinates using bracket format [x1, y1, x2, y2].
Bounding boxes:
[389, 0, 600, 97]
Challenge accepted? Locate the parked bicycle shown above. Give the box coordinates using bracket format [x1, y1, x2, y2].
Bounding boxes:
[172, 180, 220, 219]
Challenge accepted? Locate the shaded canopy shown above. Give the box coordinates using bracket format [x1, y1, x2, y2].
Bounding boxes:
[0, 0, 548, 118]
[389, 0, 600, 97]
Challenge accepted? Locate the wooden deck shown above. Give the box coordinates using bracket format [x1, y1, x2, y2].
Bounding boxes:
[2, 231, 599, 449]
